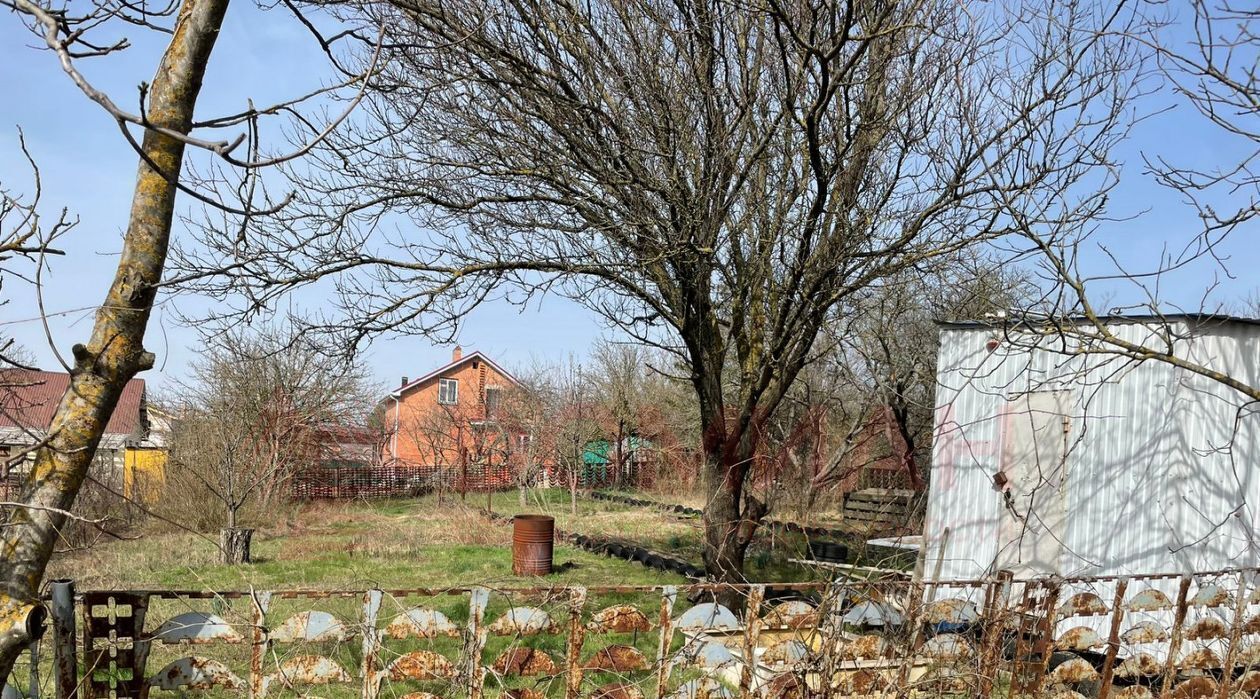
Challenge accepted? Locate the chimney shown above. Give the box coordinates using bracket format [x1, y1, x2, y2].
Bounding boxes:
[452, 345, 463, 362]
[400, 376, 409, 387]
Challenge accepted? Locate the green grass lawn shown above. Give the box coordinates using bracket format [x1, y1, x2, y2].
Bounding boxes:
[47, 493, 683, 591]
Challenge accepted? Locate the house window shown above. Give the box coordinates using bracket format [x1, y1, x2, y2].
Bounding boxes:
[485, 386, 501, 418]
[438, 378, 458, 404]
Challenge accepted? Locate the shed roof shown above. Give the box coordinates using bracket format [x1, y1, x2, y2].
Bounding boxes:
[0, 369, 146, 437]
[938, 313, 1260, 330]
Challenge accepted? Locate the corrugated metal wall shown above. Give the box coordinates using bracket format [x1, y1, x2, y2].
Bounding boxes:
[923, 320, 1260, 582]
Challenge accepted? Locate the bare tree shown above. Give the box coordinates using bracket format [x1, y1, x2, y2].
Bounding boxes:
[549, 359, 603, 516]
[162, 329, 375, 561]
[0, 0, 379, 669]
[177, 0, 1150, 584]
[1007, 2, 1260, 403]
[496, 371, 553, 507]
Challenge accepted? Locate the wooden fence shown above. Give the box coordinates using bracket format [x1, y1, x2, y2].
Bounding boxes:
[288, 463, 518, 499]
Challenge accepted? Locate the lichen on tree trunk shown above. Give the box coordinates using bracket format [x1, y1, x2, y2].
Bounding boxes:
[0, 0, 232, 679]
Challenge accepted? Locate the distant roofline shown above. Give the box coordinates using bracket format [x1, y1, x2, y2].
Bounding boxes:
[389, 350, 521, 398]
[938, 313, 1260, 330]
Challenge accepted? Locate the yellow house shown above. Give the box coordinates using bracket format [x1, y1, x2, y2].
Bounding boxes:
[123, 404, 171, 503]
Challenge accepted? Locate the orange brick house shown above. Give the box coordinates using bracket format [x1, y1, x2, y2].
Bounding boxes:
[384, 347, 525, 487]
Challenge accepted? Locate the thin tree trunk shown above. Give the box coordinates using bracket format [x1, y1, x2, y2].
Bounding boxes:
[219, 527, 253, 564]
[0, 0, 230, 677]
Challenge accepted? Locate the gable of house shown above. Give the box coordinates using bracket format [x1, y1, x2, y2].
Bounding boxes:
[387, 348, 521, 466]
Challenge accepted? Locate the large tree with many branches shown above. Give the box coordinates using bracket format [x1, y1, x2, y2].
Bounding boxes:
[179, 0, 1150, 586]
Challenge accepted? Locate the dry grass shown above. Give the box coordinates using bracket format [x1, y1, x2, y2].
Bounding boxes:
[45, 493, 684, 591]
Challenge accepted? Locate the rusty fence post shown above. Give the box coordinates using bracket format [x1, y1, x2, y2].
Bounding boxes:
[1028, 581, 1061, 697]
[360, 589, 382, 699]
[249, 591, 271, 699]
[27, 638, 40, 699]
[1216, 572, 1250, 699]
[51, 580, 77, 699]
[1160, 577, 1192, 698]
[654, 586, 677, 699]
[1097, 578, 1128, 699]
[738, 585, 765, 698]
[977, 573, 1011, 698]
[463, 587, 489, 699]
[564, 587, 587, 699]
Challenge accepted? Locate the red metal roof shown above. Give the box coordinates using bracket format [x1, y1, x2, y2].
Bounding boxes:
[390, 350, 520, 398]
[0, 369, 146, 437]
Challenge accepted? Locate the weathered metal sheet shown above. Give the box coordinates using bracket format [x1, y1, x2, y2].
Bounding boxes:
[584, 644, 647, 672]
[384, 608, 460, 639]
[269, 611, 351, 642]
[837, 634, 892, 660]
[674, 641, 737, 671]
[841, 600, 903, 626]
[1184, 615, 1228, 640]
[1114, 652, 1162, 678]
[674, 603, 737, 631]
[260, 654, 351, 696]
[490, 648, 556, 677]
[761, 639, 809, 667]
[664, 678, 733, 699]
[1189, 583, 1232, 607]
[837, 668, 888, 694]
[1127, 588, 1173, 611]
[1049, 656, 1099, 684]
[922, 598, 978, 624]
[384, 650, 456, 681]
[1056, 625, 1104, 651]
[1058, 592, 1108, 617]
[487, 607, 556, 635]
[150, 612, 243, 644]
[760, 600, 817, 629]
[921, 634, 974, 660]
[148, 656, 246, 691]
[1121, 620, 1169, 644]
[922, 320, 1260, 583]
[1179, 646, 1222, 669]
[587, 605, 651, 633]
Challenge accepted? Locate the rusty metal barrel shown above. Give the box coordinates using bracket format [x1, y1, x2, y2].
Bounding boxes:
[512, 514, 555, 576]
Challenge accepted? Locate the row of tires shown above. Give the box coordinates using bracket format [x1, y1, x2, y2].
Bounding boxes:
[568, 534, 706, 579]
[591, 491, 849, 540]
[478, 507, 707, 580]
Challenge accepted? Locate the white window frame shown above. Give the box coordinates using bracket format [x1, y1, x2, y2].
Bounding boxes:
[438, 378, 458, 404]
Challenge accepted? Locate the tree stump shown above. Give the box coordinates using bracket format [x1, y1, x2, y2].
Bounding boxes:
[219, 527, 254, 564]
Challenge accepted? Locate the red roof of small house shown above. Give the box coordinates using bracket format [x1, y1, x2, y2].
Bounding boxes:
[389, 349, 520, 398]
[0, 369, 146, 437]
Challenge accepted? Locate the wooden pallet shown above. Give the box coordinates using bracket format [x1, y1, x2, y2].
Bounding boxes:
[841, 488, 915, 530]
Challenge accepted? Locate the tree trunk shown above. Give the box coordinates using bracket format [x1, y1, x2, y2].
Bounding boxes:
[0, 0, 231, 678]
[698, 429, 768, 605]
[219, 527, 254, 564]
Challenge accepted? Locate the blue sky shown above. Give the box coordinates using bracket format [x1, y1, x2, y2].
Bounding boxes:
[1, 2, 1256, 393]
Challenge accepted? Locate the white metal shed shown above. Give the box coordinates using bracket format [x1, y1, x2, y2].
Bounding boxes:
[921, 314, 1260, 583]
